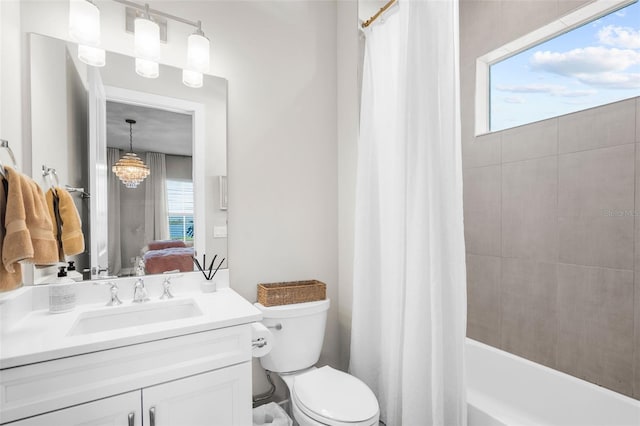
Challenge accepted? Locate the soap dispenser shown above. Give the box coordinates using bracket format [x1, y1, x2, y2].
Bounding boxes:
[49, 266, 76, 313]
[66, 261, 83, 282]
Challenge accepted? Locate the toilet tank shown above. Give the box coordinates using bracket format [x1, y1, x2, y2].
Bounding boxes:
[255, 299, 330, 373]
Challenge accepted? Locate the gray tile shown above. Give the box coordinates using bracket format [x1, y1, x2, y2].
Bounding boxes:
[466, 254, 501, 347]
[463, 132, 501, 169]
[459, 0, 504, 59]
[635, 275, 640, 398]
[557, 264, 635, 396]
[559, 144, 635, 216]
[559, 215, 634, 270]
[559, 99, 636, 154]
[558, 144, 635, 269]
[500, 1, 561, 44]
[635, 145, 640, 272]
[557, 0, 593, 16]
[502, 156, 558, 262]
[502, 119, 558, 163]
[501, 258, 557, 368]
[637, 99, 640, 143]
[464, 165, 501, 256]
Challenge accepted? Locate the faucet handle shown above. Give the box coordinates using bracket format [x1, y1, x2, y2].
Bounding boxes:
[93, 281, 122, 306]
[160, 271, 184, 300]
[160, 277, 174, 300]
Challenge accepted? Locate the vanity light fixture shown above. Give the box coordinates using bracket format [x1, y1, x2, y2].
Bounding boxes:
[182, 69, 203, 88]
[134, 4, 160, 78]
[186, 23, 210, 73]
[116, 0, 212, 87]
[181, 22, 209, 88]
[78, 44, 106, 67]
[112, 119, 150, 189]
[67, 0, 212, 87]
[135, 58, 159, 79]
[68, 0, 106, 67]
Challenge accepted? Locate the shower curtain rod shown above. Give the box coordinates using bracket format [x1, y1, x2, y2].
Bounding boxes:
[361, 0, 397, 28]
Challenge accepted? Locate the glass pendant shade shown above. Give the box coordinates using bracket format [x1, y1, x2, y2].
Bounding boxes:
[186, 32, 210, 73]
[182, 69, 203, 88]
[112, 119, 150, 188]
[135, 58, 159, 79]
[78, 45, 105, 67]
[112, 153, 150, 188]
[69, 0, 101, 46]
[134, 18, 160, 61]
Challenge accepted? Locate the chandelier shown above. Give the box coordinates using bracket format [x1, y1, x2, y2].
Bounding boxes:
[112, 119, 150, 188]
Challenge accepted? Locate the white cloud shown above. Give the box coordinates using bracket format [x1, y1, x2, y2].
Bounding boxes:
[559, 89, 598, 97]
[530, 47, 640, 75]
[562, 99, 592, 105]
[496, 84, 597, 97]
[615, 10, 626, 18]
[573, 72, 640, 89]
[502, 96, 526, 104]
[496, 83, 564, 94]
[598, 25, 640, 49]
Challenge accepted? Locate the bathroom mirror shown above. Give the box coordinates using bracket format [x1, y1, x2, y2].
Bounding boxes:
[29, 33, 228, 280]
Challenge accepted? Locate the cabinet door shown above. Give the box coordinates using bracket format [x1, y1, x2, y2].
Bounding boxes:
[142, 363, 251, 426]
[8, 391, 141, 426]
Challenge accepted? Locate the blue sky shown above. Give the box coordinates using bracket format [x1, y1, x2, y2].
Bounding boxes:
[490, 1, 640, 131]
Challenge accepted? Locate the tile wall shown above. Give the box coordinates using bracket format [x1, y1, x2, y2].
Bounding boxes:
[460, 0, 640, 399]
[464, 98, 640, 398]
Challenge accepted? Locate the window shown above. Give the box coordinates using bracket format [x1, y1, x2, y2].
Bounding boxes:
[482, 0, 640, 132]
[166, 179, 194, 241]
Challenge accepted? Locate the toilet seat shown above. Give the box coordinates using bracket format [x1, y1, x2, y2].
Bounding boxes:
[292, 366, 379, 426]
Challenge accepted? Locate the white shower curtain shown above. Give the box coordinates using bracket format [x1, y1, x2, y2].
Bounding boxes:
[350, 1, 467, 425]
[144, 152, 169, 243]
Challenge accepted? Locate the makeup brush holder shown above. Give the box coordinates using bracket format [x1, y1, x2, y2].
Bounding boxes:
[200, 279, 217, 293]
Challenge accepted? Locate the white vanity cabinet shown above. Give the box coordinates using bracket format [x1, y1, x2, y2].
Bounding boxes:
[0, 325, 253, 425]
[9, 364, 250, 426]
[142, 364, 249, 426]
[8, 391, 142, 426]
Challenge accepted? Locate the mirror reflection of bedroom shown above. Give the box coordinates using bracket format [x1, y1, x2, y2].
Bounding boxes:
[106, 101, 194, 276]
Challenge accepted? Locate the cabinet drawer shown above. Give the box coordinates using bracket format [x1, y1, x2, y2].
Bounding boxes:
[0, 325, 251, 424]
[6, 391, 141, 426]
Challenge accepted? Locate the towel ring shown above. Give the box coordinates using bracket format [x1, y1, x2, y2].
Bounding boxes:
[0, 140, 18, 177]
[42, 165, 60, 189]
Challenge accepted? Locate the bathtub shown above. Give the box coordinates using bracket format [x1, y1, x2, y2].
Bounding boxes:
[466, 339, 640, 426]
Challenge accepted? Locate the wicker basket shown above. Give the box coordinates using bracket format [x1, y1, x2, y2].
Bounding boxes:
[257, 280, 326, 307]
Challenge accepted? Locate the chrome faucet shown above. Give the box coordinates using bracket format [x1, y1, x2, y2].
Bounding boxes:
[94, 281, 122, 306]
[133, 278, 150, 303]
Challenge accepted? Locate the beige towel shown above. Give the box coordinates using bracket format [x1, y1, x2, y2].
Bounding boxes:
[46, 187, 84, 258]
[3, 167, 58, 272]
[0, 177, 22, 292]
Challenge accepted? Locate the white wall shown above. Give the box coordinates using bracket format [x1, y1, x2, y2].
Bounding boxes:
[0, 0, 25, 170]
[1, 0, 351, 395]
[337, 0, 360, 371]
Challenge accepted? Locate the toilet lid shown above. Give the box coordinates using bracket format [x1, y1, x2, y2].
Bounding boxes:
[293, 366, 379, 424]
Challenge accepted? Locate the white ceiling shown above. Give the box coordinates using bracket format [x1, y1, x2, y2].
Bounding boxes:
[106, 101, 193, 157]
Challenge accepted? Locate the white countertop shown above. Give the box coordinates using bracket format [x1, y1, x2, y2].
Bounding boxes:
[0, 272, 262, 369]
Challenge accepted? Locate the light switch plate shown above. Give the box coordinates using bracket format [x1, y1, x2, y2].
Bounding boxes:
[213, 226, 227, 238]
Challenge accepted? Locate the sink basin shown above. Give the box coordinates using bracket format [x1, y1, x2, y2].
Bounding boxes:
[67, 299, 203, 336]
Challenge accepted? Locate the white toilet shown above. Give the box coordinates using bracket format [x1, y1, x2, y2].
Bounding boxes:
[255, 299, 380, 426]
